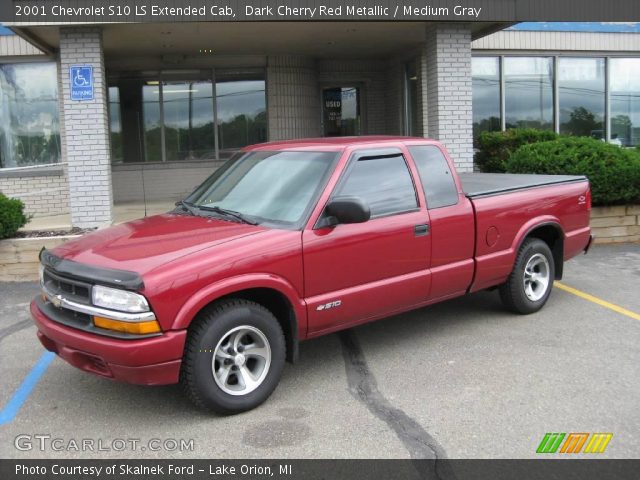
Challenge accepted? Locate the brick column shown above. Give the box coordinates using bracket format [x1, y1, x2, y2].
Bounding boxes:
[424, 24, 474, 172]
[267, 56, 320, 140]
[59, 27, 113, 228]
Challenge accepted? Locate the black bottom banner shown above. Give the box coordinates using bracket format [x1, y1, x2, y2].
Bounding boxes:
[1, 459, 639, 480]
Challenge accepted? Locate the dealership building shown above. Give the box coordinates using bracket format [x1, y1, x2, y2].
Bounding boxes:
[0, 17, 639, 228]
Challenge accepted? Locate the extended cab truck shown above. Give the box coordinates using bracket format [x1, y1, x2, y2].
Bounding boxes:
[31, 137, 593, 414]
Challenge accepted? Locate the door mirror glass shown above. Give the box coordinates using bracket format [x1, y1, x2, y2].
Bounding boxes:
[318, 196, 371, 228]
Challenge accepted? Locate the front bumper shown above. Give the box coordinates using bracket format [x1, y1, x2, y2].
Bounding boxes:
[31, 299, 186, 385]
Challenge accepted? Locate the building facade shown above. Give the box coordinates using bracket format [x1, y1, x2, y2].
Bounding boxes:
[0, 23, 639, 227]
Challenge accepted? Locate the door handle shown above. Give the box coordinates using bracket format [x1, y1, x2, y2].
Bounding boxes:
[414, 224, 430, 236]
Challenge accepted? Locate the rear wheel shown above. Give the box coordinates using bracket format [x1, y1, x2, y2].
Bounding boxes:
[180, 299, 286, 414]
[499, 238, 555, 314]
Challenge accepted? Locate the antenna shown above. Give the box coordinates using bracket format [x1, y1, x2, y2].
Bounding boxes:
[136, 110, 148, 218]
[141, 163, 148, 218]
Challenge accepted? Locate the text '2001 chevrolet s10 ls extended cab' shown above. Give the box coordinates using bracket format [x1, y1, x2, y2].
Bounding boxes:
[31, 137, 593, 413]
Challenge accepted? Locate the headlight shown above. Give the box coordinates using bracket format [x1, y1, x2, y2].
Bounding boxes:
[92, 285, 150, 313]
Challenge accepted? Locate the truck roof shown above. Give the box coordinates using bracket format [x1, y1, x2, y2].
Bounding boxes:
[244, 136, 438, 152]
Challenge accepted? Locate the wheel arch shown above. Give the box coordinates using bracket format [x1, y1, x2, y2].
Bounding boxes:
[517, 221, 565, 280]
[173, 275, 305, 363]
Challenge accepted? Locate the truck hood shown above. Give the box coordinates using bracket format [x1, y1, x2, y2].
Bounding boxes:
[51, 213, 266, 276]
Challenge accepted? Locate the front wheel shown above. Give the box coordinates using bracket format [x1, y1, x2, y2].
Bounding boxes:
[180, 299, 286, 414]
[499, 238, 555, 315]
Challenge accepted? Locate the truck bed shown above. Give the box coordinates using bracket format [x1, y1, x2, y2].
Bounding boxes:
[459, 173, 587, 199]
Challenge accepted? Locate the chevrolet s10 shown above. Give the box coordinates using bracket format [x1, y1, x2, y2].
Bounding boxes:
[31, 137, 593, 413]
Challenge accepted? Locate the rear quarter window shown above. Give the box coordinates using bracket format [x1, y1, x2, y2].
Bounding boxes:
[408, 146, 459, 209]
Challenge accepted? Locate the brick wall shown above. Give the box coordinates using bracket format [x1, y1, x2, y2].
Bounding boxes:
[591, 205, 640, 244]
[59, 27, 113, 228]
[0, 167, 69, 217]
[0, 236, 76, 281]
[424, 24, 474, 172]
[267, 56, 320, 140]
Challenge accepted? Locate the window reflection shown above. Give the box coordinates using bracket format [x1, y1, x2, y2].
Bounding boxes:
[216, 76, 266, 157]
[143, 83, 162, 162]
[108, 86, 122, 162]
[108, 71, 266, 163]
[0, 63, 60, 168]
[504, 57, 554, 130]
[558, 58, 605, 139]
[163, 81, 215, 160]
[472, 57, 501, 141]
[610, 58, 640, 146]
[337, 156, 417, 217]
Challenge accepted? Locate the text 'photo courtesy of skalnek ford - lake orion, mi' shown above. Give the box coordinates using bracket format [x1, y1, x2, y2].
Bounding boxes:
[0, 1, 639, 479]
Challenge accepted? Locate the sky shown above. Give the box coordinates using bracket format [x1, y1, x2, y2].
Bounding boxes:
[510, 22, 640, 33]
[1, 22, 638, 36]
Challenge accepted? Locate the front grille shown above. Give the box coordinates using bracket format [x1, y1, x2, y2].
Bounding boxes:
[40, 299, 93, 330]
[43, 268, 91, 305]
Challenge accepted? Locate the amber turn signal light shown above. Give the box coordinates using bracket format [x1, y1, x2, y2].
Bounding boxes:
[93, 316, 161, 335]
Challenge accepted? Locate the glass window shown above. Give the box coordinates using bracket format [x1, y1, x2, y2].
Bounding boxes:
[216, 74, 266, 157]
[108, 71, 266, 163]
[504, 57, 554, 130]
[610, 58, 640, 147]
[108, 87, 123, 162]
[558, 58, 605, 139]
[408, 145, 458, 209]
[337, 155, 417, 217]
[472, 57, 501, 141]
[0, 63, 60, 168]
[163, 81, 215, 160]
[322, 87, 361, 137]
[143, 82, 162, 162]
[188, 151, 337, 225]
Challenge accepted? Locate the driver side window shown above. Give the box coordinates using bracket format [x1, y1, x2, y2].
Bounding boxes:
[335, 155, 418, 218]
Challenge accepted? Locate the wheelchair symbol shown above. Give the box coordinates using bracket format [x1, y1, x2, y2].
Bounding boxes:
[73, 69, 90, 87]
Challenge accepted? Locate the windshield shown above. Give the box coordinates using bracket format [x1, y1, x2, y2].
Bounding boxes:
[186, 150, 338, 226]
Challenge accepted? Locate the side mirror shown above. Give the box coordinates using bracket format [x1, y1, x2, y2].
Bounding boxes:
[317, 196, 371, 229]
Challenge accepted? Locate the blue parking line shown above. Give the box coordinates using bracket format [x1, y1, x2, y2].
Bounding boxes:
[0, 351, 55, 426]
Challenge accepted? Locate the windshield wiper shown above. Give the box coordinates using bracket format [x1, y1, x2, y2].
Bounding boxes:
[175, 200, 200, 216]
[197, 205, 259, 225]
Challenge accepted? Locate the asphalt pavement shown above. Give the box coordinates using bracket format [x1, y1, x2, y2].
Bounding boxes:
[0, 244, 638, 459]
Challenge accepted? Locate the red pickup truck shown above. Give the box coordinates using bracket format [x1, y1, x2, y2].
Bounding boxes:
[32, 137, 593, 414]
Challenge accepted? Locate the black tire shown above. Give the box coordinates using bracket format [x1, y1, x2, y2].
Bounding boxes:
[499, 238, 555, 315]
[180, 299, 286, 415]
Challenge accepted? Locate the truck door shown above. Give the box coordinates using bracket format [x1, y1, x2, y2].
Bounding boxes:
[406, 145, 475, 299]
[303, 148, 432, 335]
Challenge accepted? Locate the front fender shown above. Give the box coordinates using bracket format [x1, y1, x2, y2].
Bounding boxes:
[171, 273, 307, 334]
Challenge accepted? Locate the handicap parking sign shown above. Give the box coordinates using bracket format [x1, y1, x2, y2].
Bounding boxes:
[70, 65, 94, 101]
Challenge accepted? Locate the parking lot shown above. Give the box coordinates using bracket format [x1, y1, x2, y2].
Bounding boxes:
[0, 244, 638, 459]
